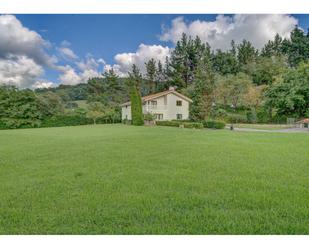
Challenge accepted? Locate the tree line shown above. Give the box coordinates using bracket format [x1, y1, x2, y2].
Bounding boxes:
[1, 26, 309, 129]
[129, 26, 309, 124]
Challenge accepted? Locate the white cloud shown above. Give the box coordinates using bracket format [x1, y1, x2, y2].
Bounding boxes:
[105, 44, 171, 76]
[58, 56, 103, 85]
[0, 14, 56, 67]
[33, 80, 55, 89]
[58, 47, 78, 60]
[160, 14, 298, 50]
[60, 40, 71, 47]
[0, 14, 60, 88]
[58, 66, 82, 85]
[76, 55, 104, 71]
[104, 64, 123, 76]
[59, 66, 101, 85]
[0, 14, 104, 88]
[0, 55, 44, 88]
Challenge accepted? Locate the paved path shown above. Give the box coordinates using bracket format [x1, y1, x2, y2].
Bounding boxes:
[230, 127, 309, 133]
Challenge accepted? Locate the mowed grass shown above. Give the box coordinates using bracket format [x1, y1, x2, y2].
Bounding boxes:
[0, 125, 309, 234]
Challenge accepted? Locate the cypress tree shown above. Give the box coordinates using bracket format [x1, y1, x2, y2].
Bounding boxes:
[128, 64, 144, 126]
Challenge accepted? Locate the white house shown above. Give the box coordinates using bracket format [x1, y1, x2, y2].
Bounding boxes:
[121, 87, 193, 121]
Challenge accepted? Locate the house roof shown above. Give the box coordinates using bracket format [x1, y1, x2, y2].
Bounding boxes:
[120, 88, 193, 107]
[297, 118, 309, 124]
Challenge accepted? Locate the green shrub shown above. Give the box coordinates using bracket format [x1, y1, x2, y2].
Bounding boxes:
[256, 109, 270, 123]
[0, 120, 6, 130]
[156, 121, 180, 127]
[156, 120, 203, 129]
[41, 115, 92, 127]
[122, 119, 131, 125]
[246, 109, 257, 123]
[203, 120, 215, 128]
[214, 120, 226, 129]
[212, 108, 228, 118]
[183, 122, 203, 129]
[203, 120, 226, 129]
[144, 112, 155, 121]
[171, 119, 191, 122]
[226, 113, 248, 123]
[0, 114, 121, 130]
[0, 118, 41, 129]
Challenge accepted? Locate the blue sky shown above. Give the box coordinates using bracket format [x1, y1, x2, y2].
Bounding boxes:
[16, 15, 218, 61]
[1, 14, 308, 88]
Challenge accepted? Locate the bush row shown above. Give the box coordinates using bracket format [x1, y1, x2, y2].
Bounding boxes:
[0, 115, 121, 129]
[212, 107, 291, 124]
[41, 115, 121, 127]
[202, 120, 226, 129]
[156, 120, 203, 129]
[0, 118, 41, 129]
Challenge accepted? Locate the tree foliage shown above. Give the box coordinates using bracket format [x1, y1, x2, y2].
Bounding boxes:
[2, 27, 309, 129]
[86, 102, 105, 124]
[127, 64, 144, 126]
[265, 62, 309, 117]
[281, 27, 309, 67]
[190, 50, 215, 120]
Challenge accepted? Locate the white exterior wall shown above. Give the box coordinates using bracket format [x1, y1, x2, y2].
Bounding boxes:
[143, 95, 169, 120]
[166, 93, 190, 120]
[121, 92, 190, 121]
[121, 105, 131, 120]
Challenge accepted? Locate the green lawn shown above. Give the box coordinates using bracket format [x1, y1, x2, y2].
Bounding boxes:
[0, 125, 309, 234]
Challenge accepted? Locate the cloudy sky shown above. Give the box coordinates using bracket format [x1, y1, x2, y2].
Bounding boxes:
[0, 14, 308, 89]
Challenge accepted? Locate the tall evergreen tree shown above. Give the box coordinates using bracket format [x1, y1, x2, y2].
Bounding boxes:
[261, 34, 283, 57]
[212, 48, 239, 75]
[190, 50, 215, 120]
[237, 40, 257, 67]
[102, 68, 122, 105]
[169, 33, 207, 89]
[127, 64, 144, 126]
[281, 26, 309, 67]
[145, 58, 157, 94]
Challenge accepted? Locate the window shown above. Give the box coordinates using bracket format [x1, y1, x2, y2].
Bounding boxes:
[176, 100, 182, 106]
[154, 114, 163, 120]
[176, 114, 182, 120]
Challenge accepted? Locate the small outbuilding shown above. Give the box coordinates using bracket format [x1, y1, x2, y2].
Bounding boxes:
[297, 118, 309, 128]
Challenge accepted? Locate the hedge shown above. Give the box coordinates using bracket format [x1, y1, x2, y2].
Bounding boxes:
[183, 122, 203, 129]
[0, 118, 41, 129]
[156, 121, 180, 127]
[156, 120, 203, 129]
[41, 115, 121, 128]
[203, 120, 226, 129]
[226, 113, 248, 123]
[41, 115, 92, 127]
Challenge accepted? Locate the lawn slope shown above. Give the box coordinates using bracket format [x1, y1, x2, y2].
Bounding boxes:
[0, 125, 308, 234]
